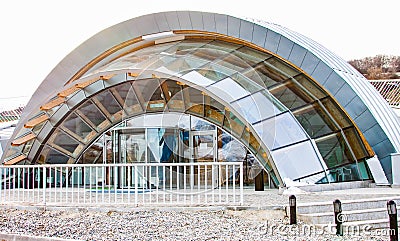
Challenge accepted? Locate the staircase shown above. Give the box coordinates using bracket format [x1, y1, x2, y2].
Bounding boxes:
[296, 196, 400, 232]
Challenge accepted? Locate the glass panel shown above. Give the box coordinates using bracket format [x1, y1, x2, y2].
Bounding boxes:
[242, 66, 277, 89]
[343, 127, 370, 160]
[254, 112, 308, 149]
[5, 146, 22, 160]
[206, 40, 242, 51]
[256, 148, 273, 172]
[358, 161, 371, 180]
[271, 140, 324, 180]
[294, 74, 327, 100]
[184, 87, 204, 116]
[223, 111, 245, 138]
[230, 73, 263, 94]
[48, 129, 81, 156]
[293, 103, 338, 138]
[208, 77, 251, 103]
[265, 57, 300, 79]
[204, 96, 225, 125]
[160, 79, 184, 111]
[112, 82, 142, 116]
[325, 163, 362, 183]
[241, 127, 260, 153]
[190, 47, 229, 62]
[163, 56, 208, 74]
[62, 112, 94, 143]
[320, 98, 352, 128]
[231, 91, 284, 124]
[196, 63, 236, 82]
[316, 133, 354, 169]
[147, 128, 162, 163]
[134, 55, 177, 70]
[181, 70, 214, 86]
[94, 90, 122, 116]
[77, 136, 103, 164]
[40, 146, 70, 164]
[164, 39, 211, 55]
[268, 81, 313, 110]
[132, 79, 166, 111]
[192, 131, 215, 162]
[234, 46, 271, 67]
[119, 129, 146, 163]
[77, 100, 109, 131]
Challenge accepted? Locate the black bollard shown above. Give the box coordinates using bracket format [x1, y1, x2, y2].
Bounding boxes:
[387, 200, 398, 241]
[289, 195, 297, 225]
[333, 199, 343, 236]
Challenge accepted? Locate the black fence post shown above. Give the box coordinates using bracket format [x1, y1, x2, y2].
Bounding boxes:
[289, 195, 297, 225]
[333, 199, 343, 236]
[387, 200, 398, 241]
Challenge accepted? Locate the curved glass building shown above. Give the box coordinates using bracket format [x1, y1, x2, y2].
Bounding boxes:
[2, 11, 400, 187]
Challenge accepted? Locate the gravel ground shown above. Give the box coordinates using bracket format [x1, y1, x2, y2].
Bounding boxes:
[0, 208, 391, 241]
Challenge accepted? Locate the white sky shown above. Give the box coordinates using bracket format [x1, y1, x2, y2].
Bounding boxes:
[0, 0, 399, 107]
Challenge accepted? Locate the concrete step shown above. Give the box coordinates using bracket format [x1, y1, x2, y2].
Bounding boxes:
[316, 218, 400, 232]
[300, 206, 400, 224]
[296, 196, 400, 214]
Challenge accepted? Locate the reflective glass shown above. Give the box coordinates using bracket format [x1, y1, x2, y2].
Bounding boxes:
[183, 87, 204, 116]
[40, 146, 70, 164]
[62, 112, 94, 143]
[111, 82, 142, 116]
[119, 129, 146, 163]
[268, 82, 312, 110]
[293, 103, 338, 138]
[343, 127, 369, 160]
[93, 90, 123, 122]
[223, 111, 245, 138]
[241, 127, 260, 153]
[208, 77, 251, 103]
[234, 46, 271, 66]
[231, 91, 284, 124]
[181, 71, 214, 86]
[294, 74, 327, 100]
[204, 96, 225, 125]
[134, 55, 177, 70]
[320, 98, 352, 128]
[315, 133, 353, 169]
[325, 163, 362, 182]
[254, 112, 308, 149]
[132, 79, 166, 111]
[230, 73, 263, 94]
[197, 63, 236, 82]
[163, 39, 211, 55]
[244, 62, 286, 88]
[357, 161, 371, 180]
[77, 100, 110, 131]
[265, 57, 300, 78]
[271, 140, 324, 180]
[160, 79, 184, 111]
[77, 136, 103, 164]
[241, 67, 275, 88]
[49, 129, 81, 157]
[163, 56, 208, 75]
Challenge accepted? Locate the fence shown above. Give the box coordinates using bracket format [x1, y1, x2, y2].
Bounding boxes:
[0, 162, 243, 207]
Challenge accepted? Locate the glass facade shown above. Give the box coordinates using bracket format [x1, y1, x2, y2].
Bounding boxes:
[5, 39, 374, 186]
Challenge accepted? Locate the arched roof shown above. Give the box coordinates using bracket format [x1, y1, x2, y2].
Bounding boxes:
[3, 11, 400, 183]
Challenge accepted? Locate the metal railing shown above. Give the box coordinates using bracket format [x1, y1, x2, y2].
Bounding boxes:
[0, 162, 243, 207]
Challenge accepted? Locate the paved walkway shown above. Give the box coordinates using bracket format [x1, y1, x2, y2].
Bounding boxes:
[241, 186, 400, 208]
